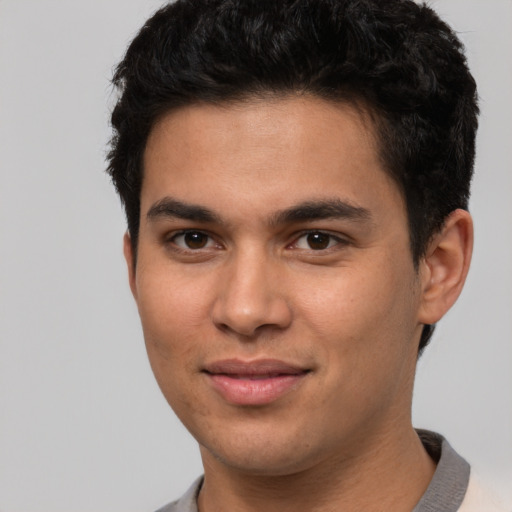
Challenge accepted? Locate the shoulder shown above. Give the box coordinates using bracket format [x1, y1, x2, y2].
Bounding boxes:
[154, 499, 179, 512]
[458, 473, 510, 512]
[154, 477, 203, 512]
[414, 430, 510, 512]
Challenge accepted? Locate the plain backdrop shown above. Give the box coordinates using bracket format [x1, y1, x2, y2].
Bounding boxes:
[0, 1, 511, 511]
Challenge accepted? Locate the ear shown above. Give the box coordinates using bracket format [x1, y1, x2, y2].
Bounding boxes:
[418, 209, 473, 325]
[123, 231, 138, 301]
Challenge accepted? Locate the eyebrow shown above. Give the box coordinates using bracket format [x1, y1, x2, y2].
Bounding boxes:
[147, 197, 221, 223]
[146, 196, 371, 226]
[270, 198, 372, 226]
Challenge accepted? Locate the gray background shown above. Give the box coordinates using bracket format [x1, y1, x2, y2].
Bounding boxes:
[0, 0, 510, 510]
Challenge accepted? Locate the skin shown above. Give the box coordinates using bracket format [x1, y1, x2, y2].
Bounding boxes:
[124, 96, 473, 512]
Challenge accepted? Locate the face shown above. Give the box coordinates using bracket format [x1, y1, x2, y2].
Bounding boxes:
[127, 96, 426, 476]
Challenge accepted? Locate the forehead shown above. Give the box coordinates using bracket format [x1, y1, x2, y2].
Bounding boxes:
[141, 95, 404, 224]
[146, 95, 378, 161]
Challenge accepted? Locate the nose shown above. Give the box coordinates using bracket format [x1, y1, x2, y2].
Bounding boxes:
[212, 249, 292, 338]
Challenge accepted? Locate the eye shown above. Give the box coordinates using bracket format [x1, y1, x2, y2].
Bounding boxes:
[171, 231, 216, 250]
[292, 231, 343, 251]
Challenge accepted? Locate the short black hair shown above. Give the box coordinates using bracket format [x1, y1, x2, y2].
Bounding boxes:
[107, 0, 479, 352]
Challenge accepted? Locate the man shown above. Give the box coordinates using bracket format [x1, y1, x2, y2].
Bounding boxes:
[106, 1, 505, 510]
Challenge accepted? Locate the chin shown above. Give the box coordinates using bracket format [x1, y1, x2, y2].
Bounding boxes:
[209, 450, 313, 476]
[199, 427, 324, 477]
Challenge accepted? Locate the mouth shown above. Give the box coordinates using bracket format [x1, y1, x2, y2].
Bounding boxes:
[202, 359, 311, 406]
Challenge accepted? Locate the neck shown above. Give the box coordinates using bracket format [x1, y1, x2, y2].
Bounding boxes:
[197, 424, 436, 512]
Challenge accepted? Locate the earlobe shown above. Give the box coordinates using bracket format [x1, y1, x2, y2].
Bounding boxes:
[123, 232, 138, 301]
[418, 209, 473, 325]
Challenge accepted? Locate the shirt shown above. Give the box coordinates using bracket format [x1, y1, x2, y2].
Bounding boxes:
[155, 431, 508, 512]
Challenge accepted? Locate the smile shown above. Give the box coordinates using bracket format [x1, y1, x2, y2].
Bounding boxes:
[203, 359, 310, 406]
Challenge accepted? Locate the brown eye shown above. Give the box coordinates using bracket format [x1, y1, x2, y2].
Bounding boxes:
[292, 231, 343, 251]
[183, 231, 209, 249]
[171, 231, 213, 250]
[306, 232, 331, 250]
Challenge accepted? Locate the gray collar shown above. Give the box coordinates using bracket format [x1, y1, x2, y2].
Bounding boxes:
[413, 430, 470, 512]
[157, 430, 470, 512]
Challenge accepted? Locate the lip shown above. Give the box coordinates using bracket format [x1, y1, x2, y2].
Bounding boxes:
[203, 359, 310, 406]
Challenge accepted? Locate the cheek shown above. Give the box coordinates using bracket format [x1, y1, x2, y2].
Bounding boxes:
[135, 267, 212, 365]
[293, 262, 420, 430]
[295, 258, 419, 357]
[135, 270, 219, 419]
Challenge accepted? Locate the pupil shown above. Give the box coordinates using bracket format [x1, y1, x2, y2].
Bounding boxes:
[185, 232, 207, 249]
[307, 232, 330, 250]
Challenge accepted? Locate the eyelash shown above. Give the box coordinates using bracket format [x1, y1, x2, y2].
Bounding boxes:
[289, 230, 349, 251]
[167, 230, 220, 252]
[166, 229, 349, 253]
